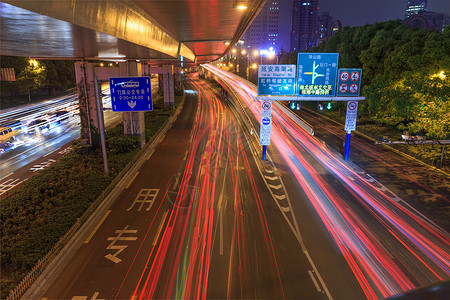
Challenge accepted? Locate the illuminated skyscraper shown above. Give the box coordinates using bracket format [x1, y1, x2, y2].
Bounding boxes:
[290, 0, 319, 52]
[405, 0, 427, 18]
[243, 1, 281, 52]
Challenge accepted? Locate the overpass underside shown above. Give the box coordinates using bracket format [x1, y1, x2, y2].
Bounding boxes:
[1, 0, 265, 148]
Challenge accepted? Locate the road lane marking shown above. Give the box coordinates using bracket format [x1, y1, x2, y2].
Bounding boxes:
[0, 178, 24, 196]
[153, 211, 168, 245]
[105, 225, 138, 264]
[281, 206, 290, 212]
[84, 210, 111, 244]
[274, 194, 286, 200]
[173, 172, 182, 190]
[219, 208, 224, 255]
[264, 175, 278, 181]
[147, 149, 155, 160]
[126, 172, 139, 189]
[268, 183, 282, 189]
[1, 172, 13, 180]
[44, 146, 61, 157]
[72, 291, 103, 300]
[308, 270, 322, 292]
[127, 189, 159, 211]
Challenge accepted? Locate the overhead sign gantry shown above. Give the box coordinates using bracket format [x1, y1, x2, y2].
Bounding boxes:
[256, 53, 365, 161]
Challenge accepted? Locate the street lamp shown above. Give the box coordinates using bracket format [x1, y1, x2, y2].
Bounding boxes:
[267, 53, 278, 65]
[253, 50, 261, 64]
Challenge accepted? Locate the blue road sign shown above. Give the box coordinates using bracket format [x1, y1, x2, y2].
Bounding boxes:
[109, 77, 153, 112]
[337, 68, 362, 96]
[297, 53, 339, 96]
[262, 117, 271, 125]
[257, 65, 296, 96]
[260, 116, 272, 146]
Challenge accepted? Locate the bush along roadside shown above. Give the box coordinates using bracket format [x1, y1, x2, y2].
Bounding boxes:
[0, 93, 184, 298]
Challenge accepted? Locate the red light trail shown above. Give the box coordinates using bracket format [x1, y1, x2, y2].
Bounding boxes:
[203, 64, 449, 299]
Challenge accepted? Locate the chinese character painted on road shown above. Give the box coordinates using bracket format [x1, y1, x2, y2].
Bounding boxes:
[104, 225, 137, 264]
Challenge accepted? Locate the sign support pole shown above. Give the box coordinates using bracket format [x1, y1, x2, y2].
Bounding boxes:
[344, 130, 351, 161]
[262, 145, 267, 161]
[94, 76, 108, 175]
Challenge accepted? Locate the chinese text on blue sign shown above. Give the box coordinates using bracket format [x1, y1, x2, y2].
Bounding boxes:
[297, 53, 339, 96]
[337, 68, 362, 96]
[257, 65, 296, 96]
[109, 77, 153, 112]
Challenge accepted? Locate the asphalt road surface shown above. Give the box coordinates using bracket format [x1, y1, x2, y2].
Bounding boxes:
[26, 70, 449, 300]
[202, 65, 449, 299]
[34, 74, 363, 299]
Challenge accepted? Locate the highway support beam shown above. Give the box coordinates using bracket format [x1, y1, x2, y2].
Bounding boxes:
[119, 61, 146, 147]
[74, 61, 103, 147]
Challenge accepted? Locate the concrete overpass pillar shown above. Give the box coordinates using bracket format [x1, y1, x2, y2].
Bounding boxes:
[119, 61, 146, 147]
[162, 64, 174, 107]
[74, 61, 102, 146]
[174, 66, 182, 96]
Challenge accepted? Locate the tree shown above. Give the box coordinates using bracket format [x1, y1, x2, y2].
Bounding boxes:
[16, 59, 46, 103]
[0, 56, 28, 97]
[408, 72, 450, 139]
[41, 60, 75, 94]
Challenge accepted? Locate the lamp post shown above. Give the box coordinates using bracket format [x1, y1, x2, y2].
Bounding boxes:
[268, 53, 278, 65]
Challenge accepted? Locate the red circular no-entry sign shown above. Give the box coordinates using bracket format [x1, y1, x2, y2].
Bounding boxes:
[350, 71, 360, 81]
[348, 101, 357, 110]
[349, 83, 359, 93]
[262, 101, 272, 110]
[340, 71, 350, 82]
[339, 83, 348, 93]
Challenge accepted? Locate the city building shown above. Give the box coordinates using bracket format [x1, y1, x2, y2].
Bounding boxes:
[403, 11, 450, 33]
[405, 0, 427, 18]
[290, 0, 319, 52]
[243, 1, 282, 53]
[317, 11, 333, 45]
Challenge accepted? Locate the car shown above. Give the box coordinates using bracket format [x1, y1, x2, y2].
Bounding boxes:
[27, 119, 50, 135]
[0, 119, 23, 133]
[0, 127, 14, 144]
[53, 110, 70, 123]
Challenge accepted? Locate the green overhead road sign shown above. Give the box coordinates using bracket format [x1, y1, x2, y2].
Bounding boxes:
[297, 53, 339, 97]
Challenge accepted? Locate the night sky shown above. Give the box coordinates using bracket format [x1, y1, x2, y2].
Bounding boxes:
[318, 0, 450, 27]
[276, 0, 449, 51]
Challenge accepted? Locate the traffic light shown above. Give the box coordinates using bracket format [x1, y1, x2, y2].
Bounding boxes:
[296, 102, 301, 110]
[326, 102, 333, 110]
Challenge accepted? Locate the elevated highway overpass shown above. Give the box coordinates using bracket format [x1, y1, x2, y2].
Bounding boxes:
[1, 0, 265, 64]
[1, 0, 266, 145]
